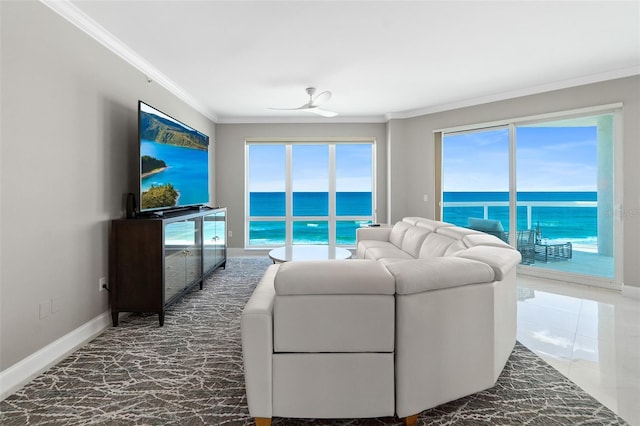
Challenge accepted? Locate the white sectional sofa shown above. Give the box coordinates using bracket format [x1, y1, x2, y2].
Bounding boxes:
[241, 217, 522, 426]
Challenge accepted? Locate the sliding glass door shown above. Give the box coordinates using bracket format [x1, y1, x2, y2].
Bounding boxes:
[515, 115, 614, 279]
[442, 111, 618, 285]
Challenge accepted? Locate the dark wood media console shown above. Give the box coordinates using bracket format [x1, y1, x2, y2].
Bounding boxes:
[109, 207, 226, 326]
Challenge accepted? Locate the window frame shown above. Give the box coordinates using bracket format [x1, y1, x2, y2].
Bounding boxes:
[244, 137, 376, 249]
[435, 103, 623, 289]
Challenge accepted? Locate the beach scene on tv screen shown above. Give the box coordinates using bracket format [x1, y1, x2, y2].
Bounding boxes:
[139, 103, 209, 210]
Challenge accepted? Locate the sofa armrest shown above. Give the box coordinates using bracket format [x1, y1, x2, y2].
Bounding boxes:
[356, 226, 392, 242]
[384, 257, 495, 295]
[241, 264, 279, 418]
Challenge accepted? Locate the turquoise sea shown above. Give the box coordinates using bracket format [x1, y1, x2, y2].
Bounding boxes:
[249, 192, 372, 245]
[248, 191, 599, 247]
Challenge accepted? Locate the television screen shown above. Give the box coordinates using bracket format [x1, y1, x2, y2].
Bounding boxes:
[138, 101, 210, 212]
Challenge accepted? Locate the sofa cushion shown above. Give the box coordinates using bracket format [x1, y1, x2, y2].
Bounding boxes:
[384, 257, 496, 295]
[377, 257, 408, 266]
[275, 259, 395, 295]
[389, 221, 412, 248]
[356, 239, 393, 259]
[401, 227, 431, 258]
[365, 246, 415, 261]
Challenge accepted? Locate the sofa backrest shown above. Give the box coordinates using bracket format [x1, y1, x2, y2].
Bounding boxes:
[436, 225, 483, 241]
[418, 233, 463, 258]
[357, 217, 519, 264]
[389, 221, 412, 248]
[404, 217, 453, 232]
[399, 217, 516, 258]
[401, 227, 431, 258]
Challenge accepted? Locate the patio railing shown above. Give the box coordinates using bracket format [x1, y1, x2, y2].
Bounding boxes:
[442, 200, 597, 231]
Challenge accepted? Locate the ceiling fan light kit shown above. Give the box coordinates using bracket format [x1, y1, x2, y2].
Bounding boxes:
[270, 87, 338, 117]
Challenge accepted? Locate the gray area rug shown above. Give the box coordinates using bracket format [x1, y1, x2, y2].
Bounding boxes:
[0, 257, 628, 425]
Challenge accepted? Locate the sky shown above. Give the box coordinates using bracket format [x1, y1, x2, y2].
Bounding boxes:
[246, 125, 602, 194]
[443, 125, 599, 192]
[248, 144, 373, 192]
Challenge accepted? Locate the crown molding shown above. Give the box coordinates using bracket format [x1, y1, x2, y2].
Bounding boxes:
[216, 114, 387, 124]
[40, 0, 218, 123]
[386, 66, 640, 121]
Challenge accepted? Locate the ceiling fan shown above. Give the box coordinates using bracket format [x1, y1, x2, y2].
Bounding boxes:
[270, 87, 338, 117]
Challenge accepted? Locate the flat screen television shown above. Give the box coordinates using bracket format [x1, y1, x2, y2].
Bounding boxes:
[138, 100, 210, 213]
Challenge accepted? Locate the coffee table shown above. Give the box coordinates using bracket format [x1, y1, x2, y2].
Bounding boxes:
[268, 245, 353, 263]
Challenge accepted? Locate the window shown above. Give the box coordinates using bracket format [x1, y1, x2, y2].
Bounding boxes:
[440, 108, 620, 287]
[246, 140, 375, 248]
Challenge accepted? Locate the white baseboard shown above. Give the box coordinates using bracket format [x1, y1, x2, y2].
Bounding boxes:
[0, 310, 111, 401]
[622, 284, 640, 300]
[228, 248, 269, 257]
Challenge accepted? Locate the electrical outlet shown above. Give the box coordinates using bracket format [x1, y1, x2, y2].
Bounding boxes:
[99, 277, 107, 292]
[228, 230, 232, 238]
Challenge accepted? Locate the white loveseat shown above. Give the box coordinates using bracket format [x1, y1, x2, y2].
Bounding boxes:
[241, 217, 522, 425]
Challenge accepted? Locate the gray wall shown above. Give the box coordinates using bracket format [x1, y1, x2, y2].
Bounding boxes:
[215, 123, 388, 251]
[387, 76, 640, 288]
[0, 1, 216, 370]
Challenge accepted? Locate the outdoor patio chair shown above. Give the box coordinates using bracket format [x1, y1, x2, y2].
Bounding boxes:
[467, 218, 535, 265]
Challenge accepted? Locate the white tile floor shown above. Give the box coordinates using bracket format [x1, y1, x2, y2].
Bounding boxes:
[517, 276, 640, 425]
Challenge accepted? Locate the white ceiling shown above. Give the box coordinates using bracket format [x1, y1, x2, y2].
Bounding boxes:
[54, 0, 640, 123]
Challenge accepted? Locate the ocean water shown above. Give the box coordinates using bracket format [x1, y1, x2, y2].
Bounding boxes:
[248, 191, 601, 248]
[141, 140, 209, 207]
[249, 192, 373, 245]
[250, 192, 372, 216]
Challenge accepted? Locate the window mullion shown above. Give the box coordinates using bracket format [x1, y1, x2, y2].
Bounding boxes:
[508, 124, 517, 248]
[285, 144, 293, 246]
[328, 144, 336, 245]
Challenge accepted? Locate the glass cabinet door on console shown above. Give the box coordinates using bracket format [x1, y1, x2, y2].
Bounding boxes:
[164, 218, 202, 304]
[215, 210, 226, 267]
[203, 208, 227, 274]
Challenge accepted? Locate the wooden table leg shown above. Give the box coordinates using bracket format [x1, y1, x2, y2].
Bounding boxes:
[402, 414, 419, 426]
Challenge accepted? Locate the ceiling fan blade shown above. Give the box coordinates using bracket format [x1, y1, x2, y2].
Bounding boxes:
[269, 104, 309, 111]
[310, 108, 338, 118]
[269, 88, 336, 116]
[311, 90, 331, 106]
